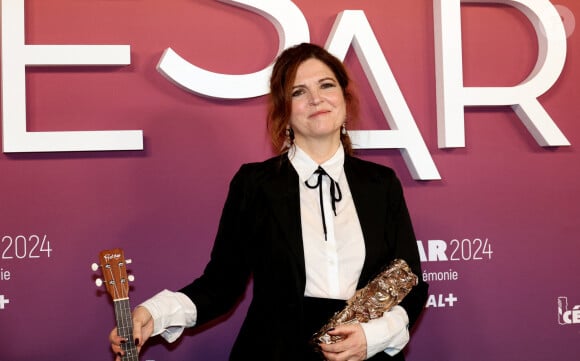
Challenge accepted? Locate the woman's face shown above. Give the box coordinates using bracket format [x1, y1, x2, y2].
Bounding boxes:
[289, 58, 346, 149]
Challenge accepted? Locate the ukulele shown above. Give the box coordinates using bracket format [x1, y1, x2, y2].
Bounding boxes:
[93, 248, 138, 361]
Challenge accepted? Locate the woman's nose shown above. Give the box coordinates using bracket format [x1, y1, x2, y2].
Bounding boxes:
[308, 89, 322, 105]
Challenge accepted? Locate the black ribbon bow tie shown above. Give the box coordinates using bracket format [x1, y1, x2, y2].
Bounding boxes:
[305, 166, 343, 241]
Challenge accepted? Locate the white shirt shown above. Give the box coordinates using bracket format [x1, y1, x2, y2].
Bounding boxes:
[289, 144, 365, 299]
[141, 144, 410, 358]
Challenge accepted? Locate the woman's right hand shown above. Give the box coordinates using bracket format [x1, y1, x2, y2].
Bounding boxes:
[109, 306, 154, 361]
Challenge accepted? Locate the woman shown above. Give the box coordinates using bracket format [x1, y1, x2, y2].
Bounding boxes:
[110, 43, 428, 361]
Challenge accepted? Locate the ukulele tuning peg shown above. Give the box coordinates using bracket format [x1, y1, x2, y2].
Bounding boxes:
[91, 263, 100, 271]
[125, 259, 133, 264]
[95, 278, 103, 287]
[128, 275, 135, 282]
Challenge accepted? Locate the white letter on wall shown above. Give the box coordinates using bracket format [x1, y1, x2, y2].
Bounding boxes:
[326, 10, 440, 180]
[1, 0, 143, 153]
[434, 0, 570, 148]
[157, 0, 309, 99]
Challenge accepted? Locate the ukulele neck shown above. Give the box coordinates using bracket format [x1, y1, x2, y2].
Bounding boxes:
[114, 298, 138, 361]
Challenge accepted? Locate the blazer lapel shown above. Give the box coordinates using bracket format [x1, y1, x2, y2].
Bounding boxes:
[344, 156, 389, 287]
[261, 155, 307, 288]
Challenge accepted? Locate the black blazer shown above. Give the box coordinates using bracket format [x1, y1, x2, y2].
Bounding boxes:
[180, 153, 428, 360]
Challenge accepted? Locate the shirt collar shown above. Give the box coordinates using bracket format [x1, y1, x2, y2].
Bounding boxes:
[289, 144, 345, 182]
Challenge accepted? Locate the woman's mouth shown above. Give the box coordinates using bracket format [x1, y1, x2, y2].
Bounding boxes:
[309, 110, 330, 118]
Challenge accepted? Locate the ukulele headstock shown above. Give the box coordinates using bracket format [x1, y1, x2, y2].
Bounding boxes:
[92, 248, 134, 301]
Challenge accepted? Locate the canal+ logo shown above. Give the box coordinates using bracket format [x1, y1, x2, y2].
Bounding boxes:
[557, 297, 580, 325]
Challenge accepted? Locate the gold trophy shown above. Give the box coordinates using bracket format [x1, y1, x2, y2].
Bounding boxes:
[312, 258, 418, 345]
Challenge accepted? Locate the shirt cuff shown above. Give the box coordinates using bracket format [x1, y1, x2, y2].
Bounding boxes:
[139, 289, 198, 343]
[360, 305, 410, 359]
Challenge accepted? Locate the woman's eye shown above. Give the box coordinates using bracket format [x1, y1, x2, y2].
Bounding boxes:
[321, 82, 336, 89]
[291, 89, 304, 97]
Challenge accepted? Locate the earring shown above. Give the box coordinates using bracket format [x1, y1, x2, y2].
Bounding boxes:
[283, 127, 295, 150]
[286, 127, 295, 141]
[341, 123, 347, 135]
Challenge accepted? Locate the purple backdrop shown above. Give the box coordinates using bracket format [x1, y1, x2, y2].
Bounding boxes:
[1, 1, 579, 360]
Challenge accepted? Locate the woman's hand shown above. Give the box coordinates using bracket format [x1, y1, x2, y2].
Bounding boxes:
[109, 306, 154, 361]
[319, 323, 367, 361]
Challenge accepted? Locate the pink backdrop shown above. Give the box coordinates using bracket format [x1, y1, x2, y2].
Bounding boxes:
[1, 1, 580, 360]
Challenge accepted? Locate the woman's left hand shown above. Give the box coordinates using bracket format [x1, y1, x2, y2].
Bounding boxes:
[318, 323, 367, 361]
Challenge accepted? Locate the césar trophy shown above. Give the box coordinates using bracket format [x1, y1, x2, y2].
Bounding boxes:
[312, 258, 418, 345]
